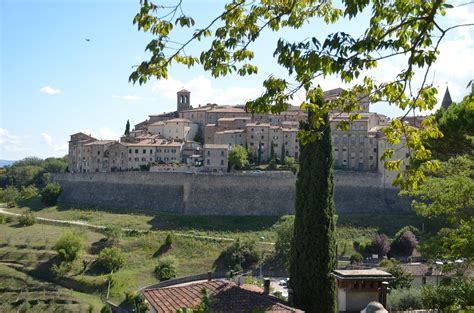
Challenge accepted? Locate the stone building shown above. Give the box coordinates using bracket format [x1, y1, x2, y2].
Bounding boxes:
[68, 132, 97, 173]
[203, 144, 229, 172]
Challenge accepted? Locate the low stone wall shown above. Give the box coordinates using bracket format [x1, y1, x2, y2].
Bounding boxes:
[52, 171, 411, 215]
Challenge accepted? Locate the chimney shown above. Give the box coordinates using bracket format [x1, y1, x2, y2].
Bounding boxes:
[263, 278, 270, 295]
[207, 271, 212, 281]
[378, 281, 389, 308]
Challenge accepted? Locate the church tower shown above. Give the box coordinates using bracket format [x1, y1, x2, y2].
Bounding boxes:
[177, 89, 191, 111]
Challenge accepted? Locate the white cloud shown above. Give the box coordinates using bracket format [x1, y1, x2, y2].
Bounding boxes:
[41, 132, 67, 152]
[152, 75, 263, 106]
[0, 129, 31, 159]
[81, 126, 119, 140]
[40, 86, 61, 95]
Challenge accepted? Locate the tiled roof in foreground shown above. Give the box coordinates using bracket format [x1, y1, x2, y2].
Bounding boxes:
[143, 280, 303, 313]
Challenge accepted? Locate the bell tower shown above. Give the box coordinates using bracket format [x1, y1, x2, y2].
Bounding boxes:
[177, 89, 191, 111]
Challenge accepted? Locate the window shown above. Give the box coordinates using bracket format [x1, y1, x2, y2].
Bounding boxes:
[97, 151, 100, 155]
[351, 136, 356, 144]
[422, 277, 427, 285]
[373, 148, 377, 152]
[150, 158, 152, 161]
[207, 151, 210, 156]
[333, 136, 339, 144]
[129, 149, 132, 153]
[129, 157, 131, 161]
[369, 156, 373, 160]
[143, 149, 146, 154]
[220, 160, 224, 165]
[334, 148, 339, 152]
[343, 136, 348, 144]
[251, 135, 254, 139]
[150, 149, 153, 154]
[250, 142, 254, 146]
[142, 157, 146, 161]
[135, 149, 138, 154]
[359, 136, 365, 144]
[157, 149, 162, 153]
[221, 151, 224, 156]
[207, 159, 210, 165]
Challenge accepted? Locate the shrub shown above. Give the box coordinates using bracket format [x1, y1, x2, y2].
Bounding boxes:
[391, 230, 418, 256]
[0, 185, 20, 207]
[134, 293, 149, 312]
[284, 157, 298, 174]
[165, 233, 174, 246]
[388, 288, 422, 310]
[41, 182, 62, 206]
[349, 253, 363, 264]
[51, 261, 72, 277]
[367, 232, 390, 257]
[220, 239, 260, 270]
[18, 211, 37, 227]
[54, 230, 85, 262]
[385, 261, 413, 289]
[100, 305, 113, 313]
[96, 247, 125, 273]
[0, 214, 3, 224]
[101, 226, 122, 244]
[274, 216, 294, 270]
[21, 185, 39, 199]
[154, 256, 177, 281]
[268, 158, 277, 170]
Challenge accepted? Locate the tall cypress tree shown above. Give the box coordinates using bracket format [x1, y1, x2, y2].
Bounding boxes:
[270, 141, 275, 160]
[124, 120, 130, 136]
[289, 110, 336, 312]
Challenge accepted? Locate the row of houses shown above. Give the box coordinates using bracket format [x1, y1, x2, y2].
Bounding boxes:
[69, 88, 423, 180]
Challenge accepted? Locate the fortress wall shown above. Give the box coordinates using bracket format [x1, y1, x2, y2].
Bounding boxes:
[53, 171, 411, 215]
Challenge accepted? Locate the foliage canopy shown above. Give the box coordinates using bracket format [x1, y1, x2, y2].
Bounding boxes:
[130, 0, 474, 190]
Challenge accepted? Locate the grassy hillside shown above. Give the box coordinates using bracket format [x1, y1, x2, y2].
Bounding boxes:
[0, 200, 439, 310]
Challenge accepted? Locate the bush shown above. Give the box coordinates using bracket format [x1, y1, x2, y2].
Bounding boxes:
[18, 211, 37, 227]
[165, 233, 174, 246]
[41, 182, 62, 206]
[220, 239, 260, 270]
[54, 230, 85, 262]
[101, 226, 122, 244]
[274, 216, 294, 270]
[100, 305, 113, 313]
[268, 158, 277, 170]
[391, 230, 418, 256]
[388, 288, 422, 310]
[0, 215, 3, 224]
[349, 253, 363, 264]
[21, 185, 39, 199]
[134, 293, 149, 312]
[385, 261, 413, 289]
[284, 157, 298, 174]
[367, 232, 390, 257]
[96, 247, 125, 273]
[0, 185, 20, 207]
[154, 256, 177, 281]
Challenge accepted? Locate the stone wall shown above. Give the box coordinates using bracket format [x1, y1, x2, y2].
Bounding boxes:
[52, 171, 411, 215]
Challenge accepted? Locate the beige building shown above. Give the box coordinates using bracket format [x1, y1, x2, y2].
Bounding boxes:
[83, 140, 116, 172]
[148, 118, 198, 141]
[68, 132, 97, 173]
[214, 129, 246, 147]
[203, 144, 229, 172]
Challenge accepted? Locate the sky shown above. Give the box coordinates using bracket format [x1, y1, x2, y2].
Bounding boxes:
[1, 0, 473, 161]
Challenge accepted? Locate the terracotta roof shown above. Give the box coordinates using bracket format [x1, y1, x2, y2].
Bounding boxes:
[143, 280, 302, 313]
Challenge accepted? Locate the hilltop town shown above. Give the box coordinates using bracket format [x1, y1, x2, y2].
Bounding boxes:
[69, 87, 454, 184]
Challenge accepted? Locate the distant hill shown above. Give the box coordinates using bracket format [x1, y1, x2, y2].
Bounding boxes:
[0, 160, 16, 167]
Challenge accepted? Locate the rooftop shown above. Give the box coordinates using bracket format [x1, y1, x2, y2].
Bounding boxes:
[332, 269, 393, 280]
[204, 144, 229, 149]
[83, 140, 116, 146]
[143, 280, 302, 313]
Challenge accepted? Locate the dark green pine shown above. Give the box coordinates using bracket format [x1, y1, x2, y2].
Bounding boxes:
[289, 113, 337, 313]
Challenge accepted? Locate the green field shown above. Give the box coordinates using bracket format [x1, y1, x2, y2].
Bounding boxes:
[0, 199, 438, 311]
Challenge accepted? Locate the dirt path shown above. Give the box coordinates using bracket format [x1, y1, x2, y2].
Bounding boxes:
[0, 208, 275, 245]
